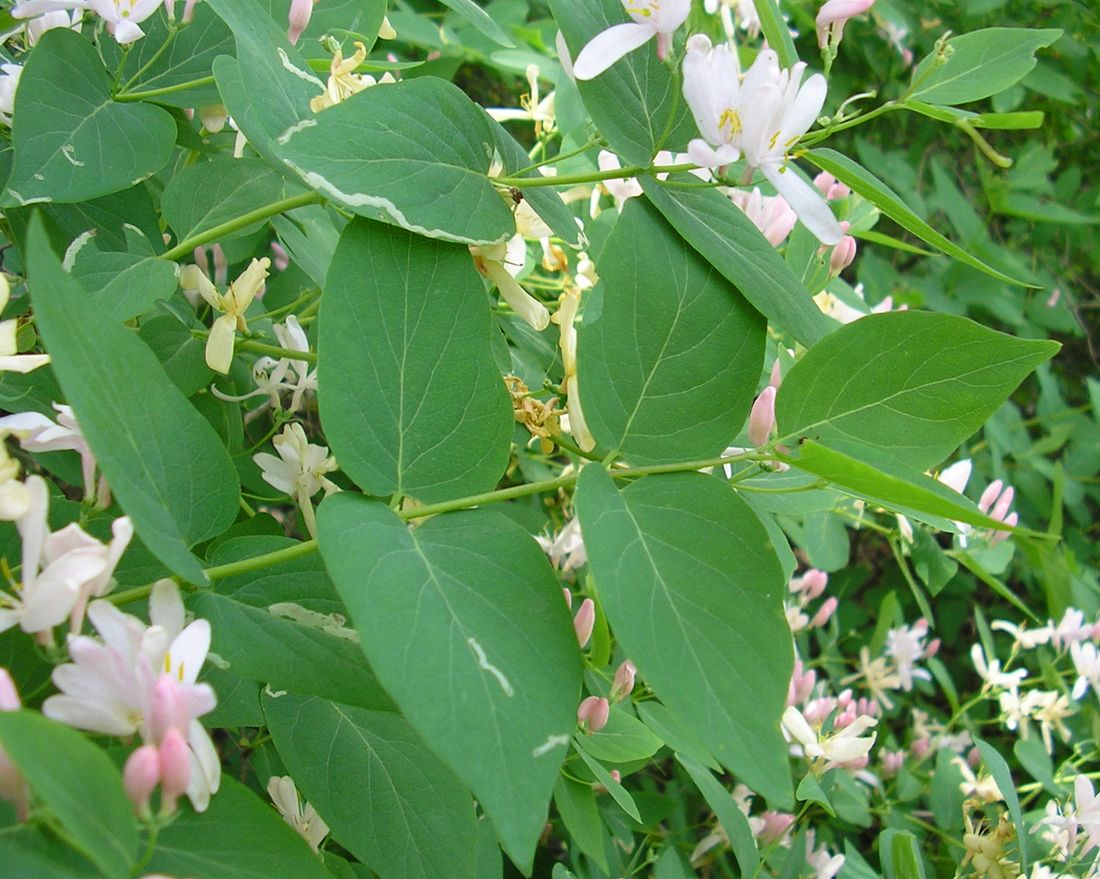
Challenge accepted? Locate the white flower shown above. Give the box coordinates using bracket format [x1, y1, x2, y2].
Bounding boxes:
[268, 776, 330, 852]
[970, 644, 1026, 692]
[24, 9, 81, 45]
[14, 0, 163, 45]
[681, 40, 842, 244]
[310, 41, 394, 113]
[573, 0, 691, 80]
[0, 476, 118, 638]
[0, 65, 23, 128]
[1075, 775, 1100, 855]
[1071, 641, 1100, 701]
[43, 581, 221, 811]
[487, 64, 556, 137]
[1022, 689, 1073, 753]
[0, 403, 98, 501]
[470, 238, 549, 331]
[884, 618, 931, 691]
[954, 756, 1003, 803]
[254, 423, 338, 538]
[991, 619, 1052, 650]
[551, 288, 595, 451]
[537, 517, 587, 572]
[1051, 607, 1093, 651]
[781, 705, 876, 767]
[181, 257, 270, 374]
[0, 275, 50, 371]
[596, 150, 643, 209]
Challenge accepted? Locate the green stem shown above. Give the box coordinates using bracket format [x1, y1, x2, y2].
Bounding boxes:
[115, 74, 216, 101]
[239, 338, 318, 364]
[160, 193, 324, 262]
[494, 163, 698, 189]
[512, 137, 602, 177]
[120, 27, 178, 93]
[799, 102, 901, 147]
[204, 538, 320, 581]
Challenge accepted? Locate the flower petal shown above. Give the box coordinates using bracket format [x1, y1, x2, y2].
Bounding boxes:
[573, 22, 655, 81]
[762, 163, 843, 246]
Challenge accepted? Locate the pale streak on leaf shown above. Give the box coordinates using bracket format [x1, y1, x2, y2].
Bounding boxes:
[467, 637, 515, 697]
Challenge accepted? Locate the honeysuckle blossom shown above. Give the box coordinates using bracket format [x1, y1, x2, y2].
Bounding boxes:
[577, 695, 609, 732]
[537, 517, 587, 573]
[181, 257, 270, 374]
[991, 618, 1052, 650]
[704, 0, 761, 39]
[0, 476, 127, 638]
[0, 437, 30, 520]
[470, 237, 549, 331]
[1051, 607, 1094, 650]
[815, 0, 875, 50]
[43, 581, 221, 810]
[682, 39, 843, 244]
[1070, 640, 1100, 701]
[24, 9, 81, 44]
[217, 316, 317, 414]
[782, 705, 877, 768]
[572, 0, 690, 81]
[884, 618, 933, 691]
[1, 275, 50, 372]
[13, 0, 163, 45]
[268, 776, 330, 852]
[254, 422, 338, 537]
[310, 41, 395, 113]
[971, 644, 1027, 692]
[0, 64, 21, 127]
[487, 64, 556, 137]
[729, 188, 798, 246]
[0, 402, 103, 503]
[552, 287, 595, 450]
[747, 385, 777, 447]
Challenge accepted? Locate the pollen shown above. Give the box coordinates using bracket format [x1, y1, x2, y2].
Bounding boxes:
[719, 108, 742, 137]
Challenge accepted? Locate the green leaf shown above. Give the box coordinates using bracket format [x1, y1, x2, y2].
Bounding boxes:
[438, 0, 515, 47]
[640, 178, 832, 346]
[574, 467, 793, 805]
[108, 4, 235, 106]
[776, 311, 1059, 471]
[909, 28, 1062, 106]
[138, 312, 213, 397]
[636, 701, 719, 771]
[4, 29, 174, 206]
[264, 693, 480, 879]
[191, 592, 396, 711]
[676, 753, 759, 877]
[879, 829, 926, 879]
[905, 100, 1044, 130]
[778, 440, 1023, 531]
[553, 775, 610, 872]
[549, 0, 694, 165]
[27, 217, 239, 583]
[317, 495, 583, 872]
[279, 76, 516, 244]
[572, 744, 641, 822]
[318, 219, 513, 502]
[752, 0, 798, 70]
[974, 739, 1028, 875]
[69, 249, 178, 322]
[1013, 737, 1057, 795]
[145, 777, 332, 879]
[805, 148, 1032, 285]
[0, 827, 101, 879]
[162, 158, 308, 243]
[261, 0, 387, 59]
[577, 199, 765, 463]
[0, 711, 138, 879]
[795, 774, 836, 817]
[576, 708, 663, 763]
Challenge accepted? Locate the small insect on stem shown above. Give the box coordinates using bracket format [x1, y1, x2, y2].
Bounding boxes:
[509, 187, 524, 204]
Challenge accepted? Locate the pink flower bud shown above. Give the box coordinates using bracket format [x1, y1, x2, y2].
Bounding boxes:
[562, 588, 573, 610]
[182, 0, 199, 24]
[814, 172, 836, 197]
[758, 811, 794, 843]
[966, 746, 981, 769]
[287, 0, 314, 45]
[978, 480, 1003, 514]
[123, 746, 160, 816]
[809, 596, 838, 629]
[0, 669, 20, 711]
[801, 569, 828, 600]
[786, 660, 816, 707]
[925, 638, 941, 659]
[881, 749, 904, 777]
[990, 486, 1015, 523]
[573, 598, 595, 648]
[163, 0, 175, 22]
[803, 696, 834, 725]
[270, 241, 290, 272]
[158, 728, 191, 815]
[815, 0, 875, 49]
[830, 232, 857, 275]
[609, 769, 621, 783]
[577, 696, 610, 733]
[211, 243, 228, 287]
[149, 676, 189, 743]
[911, 738, 930, 759]
[768, 358, 783, 389]
[748, 386, 777, 448]
[991, 512, 1017, 546]
[610, 660, 637, 701]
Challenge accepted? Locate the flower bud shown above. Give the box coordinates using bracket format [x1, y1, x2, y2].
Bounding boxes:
[990, 486, 1015, 523]
[809, 596, 838, 629]
[182, 0, 199, 24]
[786, 660, 816, 707]
[991, 512, 1017, 546]
[801, 569, 828, 600]
[378, 15, 397, 39]
[815, 0, 875, 49]
[758, 811, 794, 843]
[562, 587, 573, 610]
[881, 749, 904, 777]
[573, 598, 595, 648]
[829, 234, 857, 275]
[911, 738, 930, 759]
[287, 0, 314, 45]
[0, 669, 19, 711]
[577, 696, 610, 733]
[270, 241, 290, 272]
[123, 746, 160, 817]
[158, 728, 191, 816]
[149, 675, 189, 743]
[966, 746, 982, 769]
[978, 479, 1004, 514]
[768, 358, 783, 389]
[925, 638, 941, 659]
[610, 660, 637, 702]
[747, 386, 777, 448]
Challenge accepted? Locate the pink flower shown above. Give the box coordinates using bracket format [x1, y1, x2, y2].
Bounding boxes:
[747, 386, 777, 447]
[730, 188, 798, 247]
[573, 598, 596, 648]
[287, 0, 314, 45]
[577, 696, 610, 732]
[815, 0, 875, 49]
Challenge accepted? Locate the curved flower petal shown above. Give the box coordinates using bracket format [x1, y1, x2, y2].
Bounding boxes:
[487, 263, 549, 331]
[763, 163, 843, 246]
[205, 313, 237, 374]
[574, 21, 655, 81]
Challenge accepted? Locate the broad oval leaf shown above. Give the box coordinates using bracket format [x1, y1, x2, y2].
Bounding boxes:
[549, 0, 695, 165]
[318, 218, 513, 503]
[69, 249, 178, 322]
[4, 29, 175, 206]
[0, 710, 138, 879]
[317, 495, 583, 872]
[909, 28, 1062, 106]
[574, 467, 793, 806]
[27, 218, 240, 583]
[577, 198, 765, 464]
[641, 177, 833, 347]
[264, 693, 480, 879]
[144, 777, 332, 879]
[776, 311, 1060, 472]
